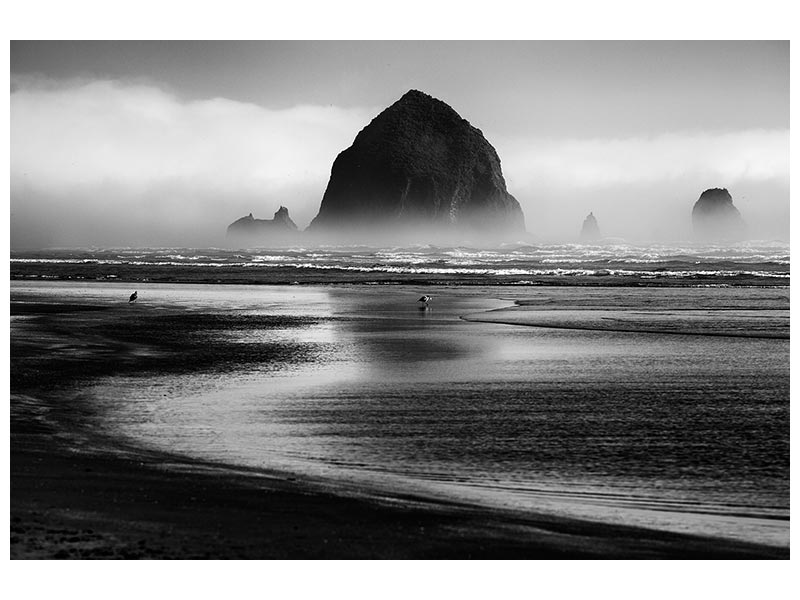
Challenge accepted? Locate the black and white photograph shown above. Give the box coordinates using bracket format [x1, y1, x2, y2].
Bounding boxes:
[4, 3, 793, 587]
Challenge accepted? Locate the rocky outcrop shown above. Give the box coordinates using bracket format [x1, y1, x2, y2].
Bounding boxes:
[692, 188, 745, 240]
[226, 206, 298, 245]
[308, 90, 525, 239]
[580, 212, 601, 241]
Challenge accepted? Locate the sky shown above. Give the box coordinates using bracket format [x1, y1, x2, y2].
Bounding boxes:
[10, 40, 790, 248]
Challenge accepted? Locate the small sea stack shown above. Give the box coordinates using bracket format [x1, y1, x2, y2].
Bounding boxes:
[692, 188, 745, 241]
[580, 212, 601, 241]
[226, 206, 298, 246]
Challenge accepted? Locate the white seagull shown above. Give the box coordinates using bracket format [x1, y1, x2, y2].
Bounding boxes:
[129, 291, 138, 303]
[418, 295, 433, 304]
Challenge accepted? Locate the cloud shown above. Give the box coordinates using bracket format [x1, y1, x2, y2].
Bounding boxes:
[11, 76, 374, 190]
[493, 130, 789, 241]
[11, 76, 375, 246]
[498, 129, 789, 191]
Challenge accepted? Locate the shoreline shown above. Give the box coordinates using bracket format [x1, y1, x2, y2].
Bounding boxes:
[462, 291, 790, 340]
[461, 312, 790, 340]
[10, 290, 789, 559]
[11, 394, 788, 559]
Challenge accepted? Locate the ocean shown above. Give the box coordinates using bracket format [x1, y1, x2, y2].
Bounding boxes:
[10, 240, 790, 286]
[9, 240, 790, 548]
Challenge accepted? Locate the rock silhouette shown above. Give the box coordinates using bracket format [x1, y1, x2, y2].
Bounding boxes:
[227, 206, 298, 245]
[580, 212, 601, 241]
[309, 90, 525, 238]
[692, 188, 745, 240]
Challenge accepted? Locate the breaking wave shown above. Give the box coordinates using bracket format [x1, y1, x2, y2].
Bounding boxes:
[10, 240, 790, 285]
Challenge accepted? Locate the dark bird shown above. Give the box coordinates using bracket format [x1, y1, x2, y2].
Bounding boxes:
[418, 295, 432, 304]
[129, 291, 138, 303]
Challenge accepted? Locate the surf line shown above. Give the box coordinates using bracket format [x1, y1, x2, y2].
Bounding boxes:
[459, 303, 789, 340]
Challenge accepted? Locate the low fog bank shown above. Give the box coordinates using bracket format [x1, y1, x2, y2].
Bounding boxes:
[498, 128, 790, 244]
[12, 179, 788, 251]
[516, 179, 789, 244]
[10, 183, 324, 250]
[283, 225, 537, 249]
[10, 76, 370, 250]
[10, 76, 789, 250]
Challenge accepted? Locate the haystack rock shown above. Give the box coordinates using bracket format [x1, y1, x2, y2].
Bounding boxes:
[580, 212, 601, 241]
[226, 206, 298, 245]
[308, 90, 525, 239]
[692, 188, 745, 240]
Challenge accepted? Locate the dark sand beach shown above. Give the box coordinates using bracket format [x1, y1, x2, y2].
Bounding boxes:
[12, 432, 786, 559]
[10, 283, 789, 559]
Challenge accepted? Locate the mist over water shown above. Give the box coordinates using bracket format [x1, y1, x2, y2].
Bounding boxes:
[9, 186, 791, 250]
[10, 187, 789, 251]
[9, 75, 789, 250]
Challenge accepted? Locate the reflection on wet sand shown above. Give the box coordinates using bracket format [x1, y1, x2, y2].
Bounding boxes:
[11, 282, 789, 553]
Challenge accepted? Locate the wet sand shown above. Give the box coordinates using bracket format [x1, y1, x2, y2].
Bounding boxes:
[11, 402, 786, 559]
[19, 425, 790, 559]
[462, 288, 790, 339]
[10, 287, 788, 559]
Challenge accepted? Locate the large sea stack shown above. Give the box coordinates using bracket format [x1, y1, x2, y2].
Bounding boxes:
[308, 90, 525, 240]
[692, 188, 745, 240]
[226, 206, 298, 246]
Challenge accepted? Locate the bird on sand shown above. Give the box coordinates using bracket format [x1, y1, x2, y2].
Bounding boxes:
[418, 295, 433, 304]
[129, 291, 138, 303]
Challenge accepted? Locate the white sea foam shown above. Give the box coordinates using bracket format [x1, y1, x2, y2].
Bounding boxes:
[10, 240, 790, 282]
